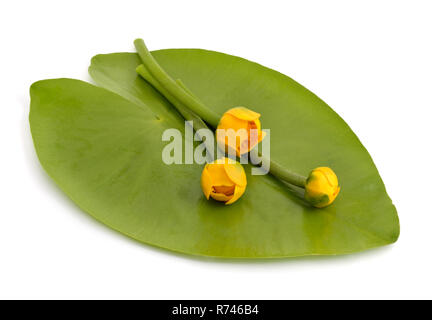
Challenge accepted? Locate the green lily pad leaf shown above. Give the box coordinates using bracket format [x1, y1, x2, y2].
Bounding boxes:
[30, 49, 399, 258]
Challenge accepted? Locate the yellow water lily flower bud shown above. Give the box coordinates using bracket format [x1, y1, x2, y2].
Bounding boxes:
[216, 107, 265, 156]
[201, 158, 247, 205]
[304, 167, 340, 208]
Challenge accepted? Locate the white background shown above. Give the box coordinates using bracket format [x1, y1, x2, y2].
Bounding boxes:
[1, 0, 431, 299]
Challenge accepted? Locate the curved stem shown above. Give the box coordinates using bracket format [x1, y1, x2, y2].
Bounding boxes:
[135, 40, 308, 189]
[136, 64, 214, 160]
[134, 39, 220, 127]
[136, 65, 202, 128]
[249, 151, 307, 187]
[269, 159, 307, 188]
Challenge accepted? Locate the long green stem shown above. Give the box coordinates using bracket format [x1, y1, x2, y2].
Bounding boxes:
[134, 39, 220, 127]
[136, 65, 205, 130]
[248, 151, 306, 188]
[269, 159, 307, 187]
[136, 64, 214, 159]
[135, 40, 308, 188]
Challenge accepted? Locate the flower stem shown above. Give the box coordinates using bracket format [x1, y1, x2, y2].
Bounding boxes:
[136, 64, 214, 160]
[269, 159, 307, 188]
[248, 152, 307, 187]
[136, 65, 204, 129]
[134, 40, 308, 189]
[134, 39, 220, 127]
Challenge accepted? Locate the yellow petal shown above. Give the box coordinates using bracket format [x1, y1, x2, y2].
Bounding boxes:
[218, 113, 249, 132]
[223, 162, 247, 187]
[210, 192, 233, 202]
[211, 184, 236, 203]
[201, 158, 247, 204]
[253, 119, 261, 132]
[213, 185, 235, 195]
[314, 167, 339, 188]
[206, 161, 234, 186]
[217, 107, 265, 156]
[305, 167, 340, 208]
[225, 185, 246, 205]
[226, 107, 261, 121]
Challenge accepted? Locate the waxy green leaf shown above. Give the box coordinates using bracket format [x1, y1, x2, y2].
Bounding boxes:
[29, 49, 399, 258]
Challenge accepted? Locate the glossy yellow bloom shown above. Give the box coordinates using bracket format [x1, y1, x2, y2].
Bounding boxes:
[304, 167, 340, 208]
[201, 158, 247, 205]
[216, 107, 265, 156]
